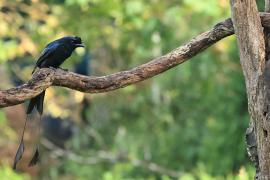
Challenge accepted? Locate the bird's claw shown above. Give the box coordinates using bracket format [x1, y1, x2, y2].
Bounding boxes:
[49, 67, 56, 70]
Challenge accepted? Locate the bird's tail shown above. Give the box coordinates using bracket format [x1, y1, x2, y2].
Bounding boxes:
[13, 90, 45, 170]
[27, 90, 46, 115]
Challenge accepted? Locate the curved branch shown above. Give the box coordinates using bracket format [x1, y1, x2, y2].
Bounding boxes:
[1, 13, 270, 108]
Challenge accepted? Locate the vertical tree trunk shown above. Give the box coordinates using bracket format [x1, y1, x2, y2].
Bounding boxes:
[230, 0, 270, 179]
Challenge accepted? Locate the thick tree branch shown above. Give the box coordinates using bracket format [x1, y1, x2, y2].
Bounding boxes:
[1, 13, 270, 108]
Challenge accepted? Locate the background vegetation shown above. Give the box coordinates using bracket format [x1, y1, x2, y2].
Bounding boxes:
[0, 0, 260, 179]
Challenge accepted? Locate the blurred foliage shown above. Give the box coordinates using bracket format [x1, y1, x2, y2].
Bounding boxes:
[0, 165, 29, 180]
[0, 0, 256, 179]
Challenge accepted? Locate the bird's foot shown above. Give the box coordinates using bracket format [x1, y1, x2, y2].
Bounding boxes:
[49, 67, 56, 71]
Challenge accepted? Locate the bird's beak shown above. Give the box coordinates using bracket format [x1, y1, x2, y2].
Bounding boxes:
[76, 43, 85, 48]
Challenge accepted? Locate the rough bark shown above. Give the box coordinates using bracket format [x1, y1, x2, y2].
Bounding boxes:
[1, 14, 270, 108]
[230, 0, 270, 179]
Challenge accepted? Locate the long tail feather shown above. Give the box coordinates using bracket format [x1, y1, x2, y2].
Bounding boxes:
[28, 108, 42, 166]
[26, 98, 36, 115]
[13, 115, 29, 170]
[28, 148, 40, 167]
[26, 91, 45, 115]
[36, 91, 45, 115]
[13, 90, 46, 169]
[28, 90, 45, 166]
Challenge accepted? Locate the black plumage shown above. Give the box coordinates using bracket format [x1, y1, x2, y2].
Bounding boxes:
[13, 36, 84, 170]
[32, 36, 85, 73]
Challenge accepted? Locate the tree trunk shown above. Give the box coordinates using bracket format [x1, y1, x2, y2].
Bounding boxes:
[230, 0, 270, 179]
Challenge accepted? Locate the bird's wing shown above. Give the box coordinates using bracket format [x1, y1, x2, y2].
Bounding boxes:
[32, 42, 59, 74]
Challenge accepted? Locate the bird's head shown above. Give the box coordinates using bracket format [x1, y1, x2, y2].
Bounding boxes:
[60, 36, 85, 48]
[70, 36, 85, 48]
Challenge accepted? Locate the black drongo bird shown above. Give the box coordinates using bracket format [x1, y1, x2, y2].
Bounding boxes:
[13, 36, 84, 169]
